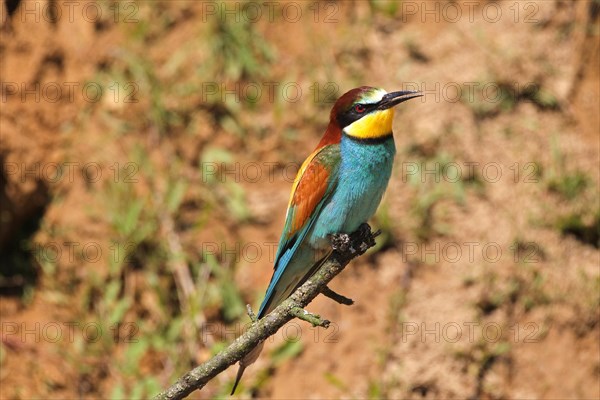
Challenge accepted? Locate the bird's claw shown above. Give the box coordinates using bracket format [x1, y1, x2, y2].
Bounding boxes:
[331, 223, 379, 254]
[330, 232, 352, 252]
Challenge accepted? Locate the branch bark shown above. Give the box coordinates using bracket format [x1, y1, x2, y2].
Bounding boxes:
[154, 224, 378, 400]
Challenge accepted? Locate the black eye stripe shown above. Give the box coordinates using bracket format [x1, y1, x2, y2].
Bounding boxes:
[336, 103, 377, 128]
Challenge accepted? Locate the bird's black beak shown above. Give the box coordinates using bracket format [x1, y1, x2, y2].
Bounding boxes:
[377, 90, 423, 110]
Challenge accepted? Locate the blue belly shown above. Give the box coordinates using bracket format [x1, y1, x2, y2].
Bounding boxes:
[310, 135, 396, 248]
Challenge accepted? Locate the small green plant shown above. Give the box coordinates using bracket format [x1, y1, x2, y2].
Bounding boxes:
[462, 80, 517, 120]
[546, 135, 589, 200]
[476, 260, 550, 316]
[454, 337, 511, 398]
[205, 254, 245, 323]
[208, 4, 275, 82]
[554, 211, 600, 248]
[520, 85, 560, 110]
[324, 372, 348, 391]
[548, 171, 588, 200]
[462, 79, 558, 121]
[369, 0, 400, 17]
[199, 147, 251, 223]
[545, 135, 599, 247]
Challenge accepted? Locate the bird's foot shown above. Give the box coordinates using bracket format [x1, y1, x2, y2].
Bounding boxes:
[330, 232, 351, 252]
[321, 286, 354, 305]
[330, 223, 380, 255]
[289, 307, 330, 328]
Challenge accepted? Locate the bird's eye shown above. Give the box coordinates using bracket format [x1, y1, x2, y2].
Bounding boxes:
[354, 104, 366, 113]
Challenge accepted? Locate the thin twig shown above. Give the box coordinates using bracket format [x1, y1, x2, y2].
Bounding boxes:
[321, 286, 354, 305]
[289, 306, 330, 328]
[246, 304, 257, 323]
[154, 224, 377, 400]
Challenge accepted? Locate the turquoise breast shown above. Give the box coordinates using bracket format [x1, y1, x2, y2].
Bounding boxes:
[310, 134, 396, 248]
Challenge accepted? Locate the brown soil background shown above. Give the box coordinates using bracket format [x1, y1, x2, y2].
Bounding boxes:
[1, 1, 599, 399]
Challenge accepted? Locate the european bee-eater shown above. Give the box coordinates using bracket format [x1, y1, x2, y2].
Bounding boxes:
[231, 86, 422, 394]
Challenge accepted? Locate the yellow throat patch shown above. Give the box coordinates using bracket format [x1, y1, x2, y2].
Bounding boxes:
[344, 108, 395, 140]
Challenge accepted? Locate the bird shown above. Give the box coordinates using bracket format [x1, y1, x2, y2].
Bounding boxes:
[231, 86, 422, 394]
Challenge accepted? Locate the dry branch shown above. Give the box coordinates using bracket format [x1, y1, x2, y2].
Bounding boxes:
[154, 224, 379, 400]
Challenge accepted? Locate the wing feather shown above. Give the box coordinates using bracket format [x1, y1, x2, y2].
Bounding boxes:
[257, 144, 340, 317]
[274, 144, 340, 264]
